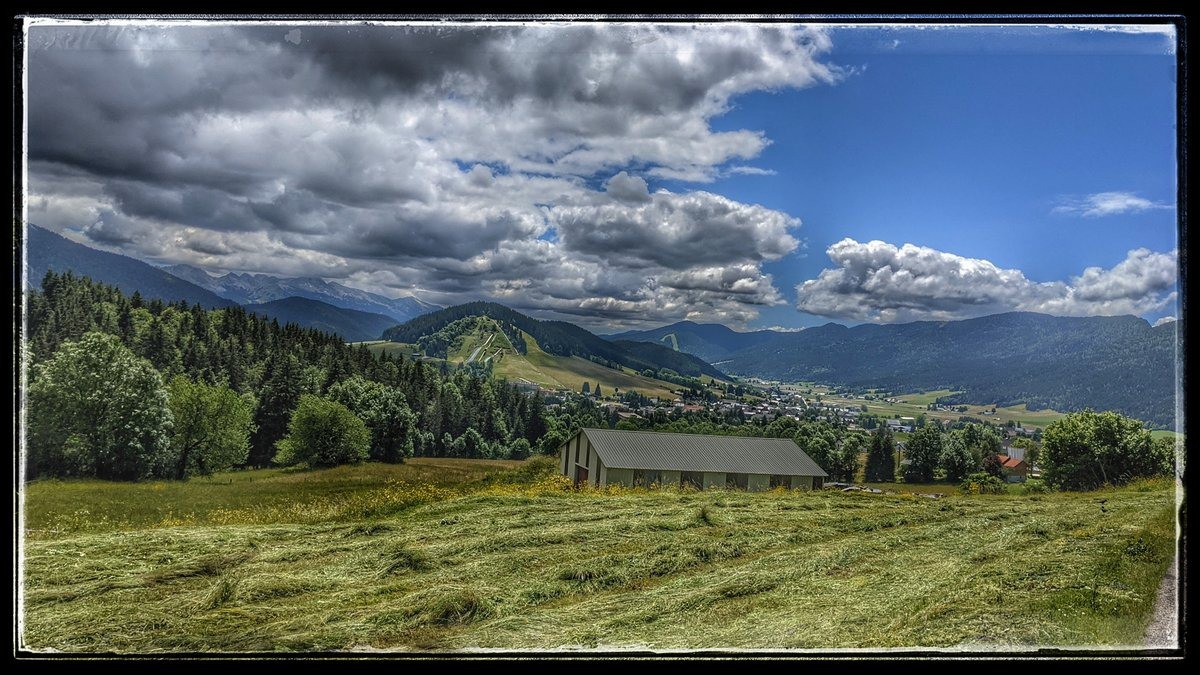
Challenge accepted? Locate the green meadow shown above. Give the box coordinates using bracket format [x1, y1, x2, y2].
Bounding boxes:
[19, 458, 1176, 652]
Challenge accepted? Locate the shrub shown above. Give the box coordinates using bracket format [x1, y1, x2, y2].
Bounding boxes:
[960, 472, 1006, 495]
[273, 395, 370, 468]
[1022, 480, 1051, 494]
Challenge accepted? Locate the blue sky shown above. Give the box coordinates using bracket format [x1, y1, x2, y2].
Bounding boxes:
[28, 22, 1180, 331]
[662, 25, 1179, 329]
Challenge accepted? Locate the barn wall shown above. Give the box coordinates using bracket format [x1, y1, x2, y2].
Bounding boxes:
[703, 472, 726, 490]
[747, 474, 771, 492]
[792, 475, 814, 491]
[605, 468, 634, 487]
[661, 470, 681, 487]
[586, 435, 601, 487]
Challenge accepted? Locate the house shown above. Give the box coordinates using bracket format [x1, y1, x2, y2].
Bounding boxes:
[996, 453, 1028, 483]
[557, 428, 828, 491]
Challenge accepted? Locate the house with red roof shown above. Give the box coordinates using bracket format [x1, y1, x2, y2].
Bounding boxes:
[996, 454, 1028, 483]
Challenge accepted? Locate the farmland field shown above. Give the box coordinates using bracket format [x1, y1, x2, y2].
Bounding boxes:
[355, 341, 420, 358]
[786, 383, 1070, 429]
[367, 317, 683, 400]
[19, 459, 1177, 652]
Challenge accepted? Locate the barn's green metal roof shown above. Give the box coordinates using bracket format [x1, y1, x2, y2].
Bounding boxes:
[579, 428, 828, 477]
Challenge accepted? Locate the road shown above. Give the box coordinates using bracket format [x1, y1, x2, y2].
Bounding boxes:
[1144, 554, 1179, 648]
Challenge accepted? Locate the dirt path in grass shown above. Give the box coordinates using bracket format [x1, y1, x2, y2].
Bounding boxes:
[1144, 554, 1178, 647]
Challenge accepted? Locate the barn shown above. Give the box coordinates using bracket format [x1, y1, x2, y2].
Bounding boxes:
[558, 428, 828, 491]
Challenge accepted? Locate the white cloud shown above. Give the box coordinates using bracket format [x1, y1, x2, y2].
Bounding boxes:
[1154, 316, 1177, 327]
[1053, 191, 1173, 217]
[796, 238, 1178, 323]
[727, 166, 778, 176]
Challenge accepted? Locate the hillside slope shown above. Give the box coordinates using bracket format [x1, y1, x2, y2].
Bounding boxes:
[242, 297, 398, 342]
[384, 302, 727, 380]
[24, 225, 235, 309]
[609, 320, 783, 363]
[22, 463, 1175, 651]
[398, 314, 684, 398]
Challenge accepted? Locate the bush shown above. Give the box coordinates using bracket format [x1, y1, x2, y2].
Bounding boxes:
[273, 395, 370, 468]
[1042, 410, 1172, 490]
[1022, 480, 1051, 494]
[508, 438, 532, 460]
[960, 472, 1006, 495]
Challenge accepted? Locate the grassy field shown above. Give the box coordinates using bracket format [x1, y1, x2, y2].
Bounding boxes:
[19, 460, 1176, 652]
[788, 383, 1070, 429]
[440, 319, 681, 400]
[354, 340, 419, 357]
[355, 323, 691, 401]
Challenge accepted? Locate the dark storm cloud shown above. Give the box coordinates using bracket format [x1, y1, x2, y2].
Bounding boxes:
[26, 21, 840, 327]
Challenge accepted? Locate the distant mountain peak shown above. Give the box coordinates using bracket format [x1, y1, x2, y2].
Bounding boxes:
[26, 225, 235, 309]
[160, 266, 440, 323]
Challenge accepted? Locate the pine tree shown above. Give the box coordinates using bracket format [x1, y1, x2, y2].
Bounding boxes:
[247, 353, 305, 467]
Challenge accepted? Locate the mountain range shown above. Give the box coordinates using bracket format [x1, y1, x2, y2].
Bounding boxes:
[163, 264, 439, 324]
[608, 320, 785, 363]
[25, 225, 236, 309]
[24, 224, 435, 342]
[241, 297, 401, 343]
[615, 314, 1177, 428]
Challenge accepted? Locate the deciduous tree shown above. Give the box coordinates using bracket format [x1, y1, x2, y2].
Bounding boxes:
[28, 332, 173, 480]
[1042, 410, 1172, 490]
[903, 424, 942, 483]
[274, 395, 370, 468]
[167, 375, 255, 479]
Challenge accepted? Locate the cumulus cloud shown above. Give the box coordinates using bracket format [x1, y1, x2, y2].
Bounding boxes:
[1153, 316, 1177, 327]
[25, 22, 844, 328]
[1053, 191, 1173, 217]
[796, 239, 1178, 323]
[552, 186, 800, 270]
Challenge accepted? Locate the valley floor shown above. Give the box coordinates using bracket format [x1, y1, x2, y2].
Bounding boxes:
[18, 460, 1176, 653]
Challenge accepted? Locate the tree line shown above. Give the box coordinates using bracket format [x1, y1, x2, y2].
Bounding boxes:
[24, 272, 556, 480]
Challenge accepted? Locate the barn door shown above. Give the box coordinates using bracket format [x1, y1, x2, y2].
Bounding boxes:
[574, 466, 589, 487]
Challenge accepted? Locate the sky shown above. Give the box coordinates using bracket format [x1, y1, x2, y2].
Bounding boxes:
[23, 21, 1180, 331]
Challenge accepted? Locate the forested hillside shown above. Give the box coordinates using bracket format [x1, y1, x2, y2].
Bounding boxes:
[242, 297, 397, 342]
[24, 271, 557, 478]
[384, 302, 726, 380]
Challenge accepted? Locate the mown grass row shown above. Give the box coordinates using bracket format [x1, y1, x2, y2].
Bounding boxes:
[19, 467, 1176, 652]
[20, 458, 526, 539]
